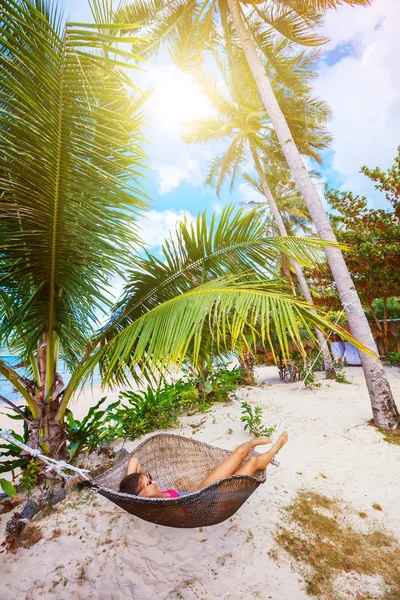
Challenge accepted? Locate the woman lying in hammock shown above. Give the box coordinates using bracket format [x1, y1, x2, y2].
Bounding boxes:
[119, 432, 288, 498]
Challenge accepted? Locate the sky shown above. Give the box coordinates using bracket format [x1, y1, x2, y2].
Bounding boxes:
[64, 0, 400, 253]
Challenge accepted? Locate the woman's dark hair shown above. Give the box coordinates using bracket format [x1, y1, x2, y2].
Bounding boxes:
[119, 472, 143, 495]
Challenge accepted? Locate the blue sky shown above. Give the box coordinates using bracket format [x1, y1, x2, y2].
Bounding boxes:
[64, 0, 400, 251]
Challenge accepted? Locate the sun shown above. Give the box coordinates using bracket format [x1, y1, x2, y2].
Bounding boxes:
[146, 64, 212, 133]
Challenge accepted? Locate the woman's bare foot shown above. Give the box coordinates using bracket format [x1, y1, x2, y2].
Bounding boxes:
[252, 431, 288, 471]
[271, 431, 288, 453]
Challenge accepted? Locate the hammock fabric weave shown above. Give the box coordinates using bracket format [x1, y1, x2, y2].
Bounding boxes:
[90, 434, 266, 528]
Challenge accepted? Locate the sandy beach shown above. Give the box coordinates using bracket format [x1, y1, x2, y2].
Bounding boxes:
[1, 365, 399, 600]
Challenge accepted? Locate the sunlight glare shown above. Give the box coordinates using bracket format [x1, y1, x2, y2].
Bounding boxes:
[146, 65, 211, 133]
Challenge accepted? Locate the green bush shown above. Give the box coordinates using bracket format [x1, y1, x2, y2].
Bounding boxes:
[66, 397, 122, 458]
[299, 362, 322, 388]
[0, 409, 31, 476]
[184, 362, 245, 408]
[115, 380, 197, 439]
[240, 402, 275, 437]
[387, 352, 400, 366]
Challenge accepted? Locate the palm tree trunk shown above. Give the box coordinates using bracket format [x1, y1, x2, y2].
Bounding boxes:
[238, 349, 255, 385]
[249, 142, 336, 379]
[228, 0, 399, 429]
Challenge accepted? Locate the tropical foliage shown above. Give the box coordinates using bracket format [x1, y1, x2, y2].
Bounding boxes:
[307, 150, 400, 355]
[116, 0, 399, 427]
[184, 46, 331, 195]
[93, 205, 363, 391]
[0, 0, 382, 468]
[240, 401, 275, 438]
[0, 0, 147, 453]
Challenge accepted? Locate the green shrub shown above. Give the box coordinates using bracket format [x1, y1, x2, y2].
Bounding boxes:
[387, 352, 400, 366]
[20, 459, 41, 495]
[334, 360, 351, 384]
[300, 363, 322, 388]
[240, 402, 275, 437]
[184, 362, 245, 408]
[0, 410, 31, 476]
[66, 397, 122, 458]
[115, 379, 197, 439]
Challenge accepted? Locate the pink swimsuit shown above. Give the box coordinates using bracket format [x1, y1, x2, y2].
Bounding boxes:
[162, 489, 189, 498]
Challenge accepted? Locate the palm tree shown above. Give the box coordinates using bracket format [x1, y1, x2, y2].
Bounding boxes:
[223, 0, 399, 427]
[243, 163, 314, 236]
[184, 50, 336, 377]
[91, 205, 367, 389]
[0, 0, 149, 455]
[118, 0, 399, 429]
[0, 0, 373, 458]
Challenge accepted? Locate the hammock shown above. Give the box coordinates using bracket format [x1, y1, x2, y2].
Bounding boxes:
[89, 434, 266, 528]
[0, 430, 266, 528]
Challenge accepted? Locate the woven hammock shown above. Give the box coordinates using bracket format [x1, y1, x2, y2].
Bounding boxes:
[88, 434, 266, 528]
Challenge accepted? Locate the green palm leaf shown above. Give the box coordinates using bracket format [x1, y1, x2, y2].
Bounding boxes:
[0, 0, 147, 393]
[62, 275, 374, 405]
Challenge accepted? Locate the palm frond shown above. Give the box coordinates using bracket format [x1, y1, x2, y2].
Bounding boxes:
[66, 275, 374, 394]
[99, 205, 338, 342]
[0, 0, 147, 378]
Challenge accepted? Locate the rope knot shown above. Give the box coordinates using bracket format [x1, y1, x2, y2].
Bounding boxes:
[30, 449, 41, 457]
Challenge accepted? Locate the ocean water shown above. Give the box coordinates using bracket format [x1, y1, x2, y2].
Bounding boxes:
[0, 355, 103, 403]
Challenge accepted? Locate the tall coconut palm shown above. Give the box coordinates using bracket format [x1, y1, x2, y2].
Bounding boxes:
[222, 0, 399, 427]
[0, 0, 373, 459]
[118, 0, 399, 429]
[184, 50, 336, 376]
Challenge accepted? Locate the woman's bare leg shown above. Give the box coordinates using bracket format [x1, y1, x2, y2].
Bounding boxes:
[198, 437, 271, 489]
[235, 432, 288, 477]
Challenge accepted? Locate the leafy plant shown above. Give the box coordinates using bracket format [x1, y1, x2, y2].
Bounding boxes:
[0, 410, 31, 476]
[184, 362, 245, 409]
[20, 459, 42, 495]
[334, 360, 351, 384]
[300, 364, 322, 389]
[115, 380, 197, 440]
[298, 352, 324, 388]
[66, 397, 122, 459]
[387, 352, 400, 366]
[240, 402, 275, 438]
[0, 478, 17, 498]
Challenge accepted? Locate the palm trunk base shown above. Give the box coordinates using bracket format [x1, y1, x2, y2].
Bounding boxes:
[363, 356, 400, 431]
[324, 364, 336, 380]
[27, 400, 69, 460]
[239, 352, 256, 385]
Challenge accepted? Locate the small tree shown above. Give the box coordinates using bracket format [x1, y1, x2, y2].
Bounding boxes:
[308, 150, 400, 355]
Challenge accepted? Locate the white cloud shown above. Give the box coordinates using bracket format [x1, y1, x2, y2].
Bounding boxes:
[136, 209, 195, 248]
[212, 201, 224, 215]
[238, 182, 264, 206]
[153, 153, 202, 195]
[316, 1, 400, 202]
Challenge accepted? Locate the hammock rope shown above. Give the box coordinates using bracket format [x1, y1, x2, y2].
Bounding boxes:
[0, 428, 91, 484]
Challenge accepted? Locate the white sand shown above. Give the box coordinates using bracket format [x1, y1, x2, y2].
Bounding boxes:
[1, 366, 400, 600]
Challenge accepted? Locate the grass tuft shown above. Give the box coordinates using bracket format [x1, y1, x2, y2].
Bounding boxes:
[367, 420, 400, 446]
[274, 490, 400, 598]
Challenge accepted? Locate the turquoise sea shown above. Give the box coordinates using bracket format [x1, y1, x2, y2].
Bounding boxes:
[0, 355, 102, 404]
